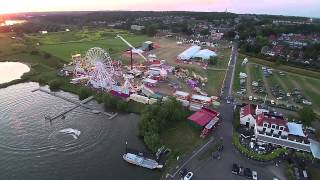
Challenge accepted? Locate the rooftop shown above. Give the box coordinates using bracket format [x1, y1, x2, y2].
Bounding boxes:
[188, 107, 219, 127]
[240, 104, 255, 117]
[256, 113, 288, 131]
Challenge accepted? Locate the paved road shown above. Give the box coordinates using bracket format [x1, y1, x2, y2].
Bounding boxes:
[168, 43, 286, 180]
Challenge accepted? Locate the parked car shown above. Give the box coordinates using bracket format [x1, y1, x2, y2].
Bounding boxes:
[183, 172, 194, 180]
[244, 168, 252, 178]
[232, 164, 240, 174]
[179, 168, 188, 177]
[252, 171, 258, 180]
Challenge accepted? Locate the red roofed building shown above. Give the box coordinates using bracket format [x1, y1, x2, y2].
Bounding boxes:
[255, 113, 289, 137]
[239, 104, 312, 152]
[188, 107, 219, 127]
[240, 104, 256, 128]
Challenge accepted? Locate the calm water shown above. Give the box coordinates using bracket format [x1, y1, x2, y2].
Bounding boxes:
[0, 82, 161, 180]
[0, 62, 30, 84]
[0, 20, 27, 26]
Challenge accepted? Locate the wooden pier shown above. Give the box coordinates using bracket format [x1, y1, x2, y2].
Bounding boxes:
[32, 88, 118, 121]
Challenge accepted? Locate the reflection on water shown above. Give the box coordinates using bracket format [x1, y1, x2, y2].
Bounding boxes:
[0, 62, 30, 84]
[0, 20, 27, 26]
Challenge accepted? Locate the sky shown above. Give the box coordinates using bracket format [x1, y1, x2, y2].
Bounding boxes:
[0, 0, 319, 18]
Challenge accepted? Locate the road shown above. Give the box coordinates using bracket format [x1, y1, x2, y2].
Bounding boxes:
[167, 43, 286, 180]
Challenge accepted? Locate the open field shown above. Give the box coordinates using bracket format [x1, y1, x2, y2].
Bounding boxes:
[160, 120, 204, 154]
[243, 54, 320, 78]
[34, 30, 149, 62]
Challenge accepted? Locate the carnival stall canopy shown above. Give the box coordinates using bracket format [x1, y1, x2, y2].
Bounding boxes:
[193, 49, 217, 60]
[177, 45, 201, 60]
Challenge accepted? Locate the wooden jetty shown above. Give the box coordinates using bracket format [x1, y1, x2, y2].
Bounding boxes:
[32, 88, 117, 121]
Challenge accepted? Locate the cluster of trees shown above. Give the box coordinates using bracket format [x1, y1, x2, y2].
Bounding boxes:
[298, 107, 316, 127]
[49, 79, 63, 91]
[208, 56, 219, 65]
[138, 97, 189, 152]
[102, 93, 129, 112]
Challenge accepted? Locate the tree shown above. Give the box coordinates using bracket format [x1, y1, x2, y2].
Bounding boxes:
[49, 79, 62, 91]
[208, 56, 218, 65]
[298, 107, 316, 126]
[44, 52, 51, 59]
[78, 88, 92, 100]
[145, 24, 158, 37]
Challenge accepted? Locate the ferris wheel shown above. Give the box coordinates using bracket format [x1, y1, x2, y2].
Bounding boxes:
[79, 47, 116, 90]
[85, 47, 113, 69]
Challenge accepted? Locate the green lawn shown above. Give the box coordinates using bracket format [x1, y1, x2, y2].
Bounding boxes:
[215, 48, 231, 68]
[233, 54, 247, 92]
[39, 34, 149, 62]
[249, 64, 263, 82]
[0, 33, 26, 56]
[160, 120, 204, 154]
[205, 70, 226, 95]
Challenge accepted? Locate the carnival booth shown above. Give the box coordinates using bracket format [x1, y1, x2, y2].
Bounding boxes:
[174, 91, 190, 107]
[143, 78, 158, 87]
[110, 85, 130, 98]
[190, 94, 212, 106]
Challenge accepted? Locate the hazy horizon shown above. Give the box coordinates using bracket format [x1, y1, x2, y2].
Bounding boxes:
[0, 0, 319, 18]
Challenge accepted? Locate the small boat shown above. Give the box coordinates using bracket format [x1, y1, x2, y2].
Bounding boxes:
[123, 153, 163, 170]
[44, 115, 51, 120]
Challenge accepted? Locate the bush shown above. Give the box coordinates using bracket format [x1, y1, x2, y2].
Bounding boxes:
[30, 50, 39, 55]
[117, 100, 129, 112]
[44, 53, 52, 59]
[232, 133, 287, 161]
[78, 88, 93, 100]
[49, 79, 62, 91]
[37, 76, 47, 86]
[138, 97, 189, 152]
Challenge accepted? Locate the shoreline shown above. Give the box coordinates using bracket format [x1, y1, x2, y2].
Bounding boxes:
[0, 61, 31, 88]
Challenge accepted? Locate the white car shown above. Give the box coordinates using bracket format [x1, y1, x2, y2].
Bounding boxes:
[252, 171, 258, 180]
[183, 172, 194, 180]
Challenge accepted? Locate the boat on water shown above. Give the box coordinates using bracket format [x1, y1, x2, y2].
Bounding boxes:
[123, 153, 163, 170]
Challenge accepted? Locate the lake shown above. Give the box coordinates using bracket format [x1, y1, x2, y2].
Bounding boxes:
[0, 62, 30, 84]
[0, 20, 27, 26]
[0, 82, 161, 180]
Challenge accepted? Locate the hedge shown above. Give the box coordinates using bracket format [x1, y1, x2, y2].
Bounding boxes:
[232, 132, 288, 161]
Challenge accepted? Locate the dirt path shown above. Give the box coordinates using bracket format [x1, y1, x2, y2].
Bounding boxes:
[245, 64, 252, 95]
[262, 75, 275, 100]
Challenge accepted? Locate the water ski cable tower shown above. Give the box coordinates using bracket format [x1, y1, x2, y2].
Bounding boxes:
[116, 34, 148, 69]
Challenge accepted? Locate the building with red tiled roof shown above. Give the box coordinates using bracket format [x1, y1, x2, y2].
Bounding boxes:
[240, 104, 256, 128]
[239, 104, 313, 152]
[188, 107, 219, 127]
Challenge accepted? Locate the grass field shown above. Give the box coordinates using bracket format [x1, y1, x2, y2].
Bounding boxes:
[233, 54, 248, 92]
[36, 30, 148, 62]
[160, 120, 204, 155]
[249, 63, 263, 82]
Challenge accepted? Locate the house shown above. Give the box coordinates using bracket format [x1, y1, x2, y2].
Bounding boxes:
[131, 25, 145, 31]
[239, 104, 317, 153]
[240, 104, 256, 128]
[254, 113, 311, 152]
